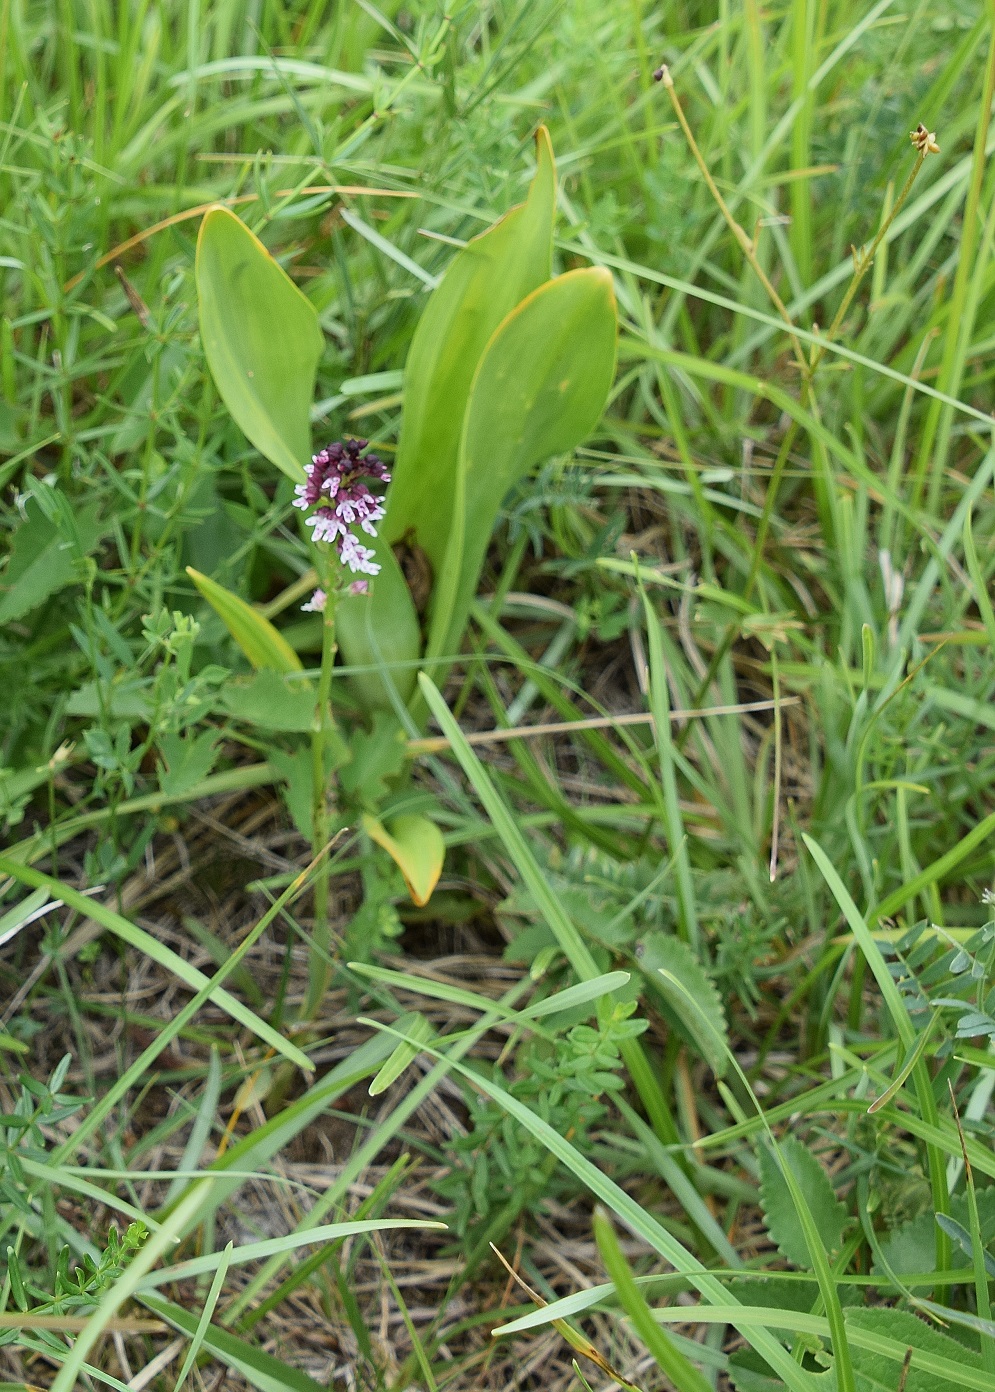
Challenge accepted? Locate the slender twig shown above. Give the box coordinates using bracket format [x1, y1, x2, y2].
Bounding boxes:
[406, 696, 798, 755]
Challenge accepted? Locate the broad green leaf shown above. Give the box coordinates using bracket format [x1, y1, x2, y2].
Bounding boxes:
[335, 541, 421, 709]
[363, 812, 444, 907]
[875, 1190, 995, 1278]
[842, 1306, 982, 1392]
[196, 206, 323, 481]
[759, 1136, 848, 1270]
[219, 669, 318, 731]
[429, 266, 617, 661]
[0, 497, 102, 624]
[637, 932, 729, 1078]
[187, 566, 304, 673]
[383, 125, 556, 568]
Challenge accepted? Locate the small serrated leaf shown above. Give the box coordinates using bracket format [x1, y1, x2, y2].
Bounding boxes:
[219, 669, 317, 732]
[636, 932, 728, 1077]
[844, 1305, 982, 1391]
[759, 1136, 848, 1269]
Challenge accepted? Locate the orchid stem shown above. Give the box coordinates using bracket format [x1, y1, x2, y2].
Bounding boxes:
[304, 565, 338, 1020]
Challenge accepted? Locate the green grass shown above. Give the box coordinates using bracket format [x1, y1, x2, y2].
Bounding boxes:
[2, 0, 995, 1389]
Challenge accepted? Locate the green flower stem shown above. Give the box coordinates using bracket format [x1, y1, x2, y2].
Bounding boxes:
[304, 563, 339, 1020]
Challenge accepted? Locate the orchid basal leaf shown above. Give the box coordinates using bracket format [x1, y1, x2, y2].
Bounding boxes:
[384, 126, 556, 570]
[196, 206, 323, 482]
[429, 266, 618, 661]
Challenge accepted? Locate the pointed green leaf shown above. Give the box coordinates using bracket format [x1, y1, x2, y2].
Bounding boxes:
[384, 126, 556, 568]
[429, 266, 617, 661]
[368, 1011, 434, 1096]
[335, 540, 421, 710]
[196, 206, 322, 481]
[363, 812, 444, 907]
[187, 566, 304, 673]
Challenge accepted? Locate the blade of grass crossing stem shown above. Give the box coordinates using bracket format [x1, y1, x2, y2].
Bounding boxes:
[417, 673, 680, 1146]
[593, 1208, 713, 1392]
[236, 1156, 414, 1336]
[638, 576, 698, 949]
[963, 506, 995, 651]
[373, 1243, 438, 1392]
[869, 808, 995, 926]
[0, 855, 311, 1073]
[360, 1015, 820, 1392]
[954, 1090, 995, 1377]
[135, 1221, 446, 1292]
[142, 1293, 326, 1392]
[164, 1048, 222, 1205]
[803, 834, 950, 1275]
[919, 18, 995, 515]
[508, 1304, 995, 1392]
[349, 962, 631, 1032]
[172, 1241, 232, 1392]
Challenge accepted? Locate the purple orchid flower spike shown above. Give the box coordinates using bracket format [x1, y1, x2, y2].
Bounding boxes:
[293, 439, 391, 608]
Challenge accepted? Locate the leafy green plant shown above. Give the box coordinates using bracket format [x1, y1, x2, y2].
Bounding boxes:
[434, 998, 647, 1252]
[187, 128, 618, 998]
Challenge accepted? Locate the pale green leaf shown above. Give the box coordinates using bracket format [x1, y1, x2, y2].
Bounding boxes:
[363, 812, 444, 907]
[384, 126, 556, 570]
[429, 266, 617, 661]
[187, 566, 304, 673]
[196, 206, 323, 481]
[368, 1011, 434, 1096]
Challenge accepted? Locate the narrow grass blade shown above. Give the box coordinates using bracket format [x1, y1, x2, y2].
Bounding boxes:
[593, 1208, 713, 1392]
[173, 1240, 232, 1392]
[417, 672, 679, 1145]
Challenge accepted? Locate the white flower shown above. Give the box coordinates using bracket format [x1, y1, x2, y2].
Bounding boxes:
[338, 533, 381, 575]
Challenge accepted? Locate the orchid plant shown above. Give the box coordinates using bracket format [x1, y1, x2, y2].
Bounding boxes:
[188, 128, 618, 1003]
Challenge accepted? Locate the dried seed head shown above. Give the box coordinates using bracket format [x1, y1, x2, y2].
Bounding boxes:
[910, 123, 939, 156]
